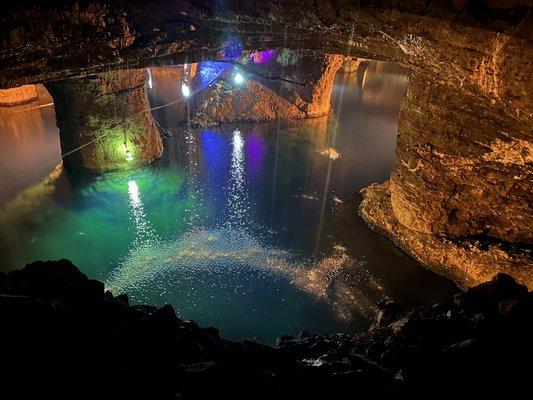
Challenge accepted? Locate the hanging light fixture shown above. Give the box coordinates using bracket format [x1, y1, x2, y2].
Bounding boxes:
[181, 82, 191, 98]
[124, 132, 133, 161]
[234, 72, 244, 85]
[125, 149, 133, 161]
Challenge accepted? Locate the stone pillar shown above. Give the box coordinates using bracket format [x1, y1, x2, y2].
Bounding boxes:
[257, 52, 344, 118]
[360, 73, 533, 289]
[391, 74, 532, 243]
[47, 69, 162, 173]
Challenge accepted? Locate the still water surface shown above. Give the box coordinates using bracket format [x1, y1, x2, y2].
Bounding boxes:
[0, 62, 457, 341]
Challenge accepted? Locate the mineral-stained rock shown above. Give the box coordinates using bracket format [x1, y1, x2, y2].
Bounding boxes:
[193, 79, 306, 125]
[46, 69, 163, 172]
[390, 74, 532, 244]
[0, 260, 531, 397]
[339, 57, 367, 74]
[359, 68, 532, 289]
[193, 53, 343, 125]
[0, 84, 38, 106]
[359, 182, 533, 290]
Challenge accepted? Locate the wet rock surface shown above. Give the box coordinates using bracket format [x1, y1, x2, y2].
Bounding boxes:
[1, 260, 530, 398]
[46, 69, 163, 172]
[192, 53, 343, 125]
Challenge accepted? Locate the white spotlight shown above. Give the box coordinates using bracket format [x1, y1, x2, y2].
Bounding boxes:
[234, 72, 244, 85]
[181, 83, 191, 98]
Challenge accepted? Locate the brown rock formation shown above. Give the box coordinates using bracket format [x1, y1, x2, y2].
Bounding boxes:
[339, 57, 367, 74]
[193, 53, 343, 124]
[390, 75, 532, 244]
[0, 85, 38, 106]
[359, 73, 533, 289]
[360, 182, 532, 290]
[193, 80, 306, 124]
[47, 69, 162, 173]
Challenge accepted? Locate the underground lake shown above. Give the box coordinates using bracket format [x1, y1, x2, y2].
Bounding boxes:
[0, 60, 458, 341]
[1, 2, 531, 397]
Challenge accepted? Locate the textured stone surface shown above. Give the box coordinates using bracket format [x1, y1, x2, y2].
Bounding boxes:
[360, 182, 532, 290]
[339, 57, 367, 74]
[46, 69, 163, 172]
[1, 260, 531, 397]
[357, 68, 532, 289]
[193, 53, 343, 125]
[390, 74, 532, 244]
[0, 85, 38, 106]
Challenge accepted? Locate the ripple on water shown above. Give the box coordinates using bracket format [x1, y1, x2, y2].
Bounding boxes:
[105, 227, 388, 323]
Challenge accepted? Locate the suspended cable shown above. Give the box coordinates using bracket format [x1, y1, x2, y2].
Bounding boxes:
[60, 67, 224, 160]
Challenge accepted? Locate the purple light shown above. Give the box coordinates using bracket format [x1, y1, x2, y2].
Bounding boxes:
[246, 133, 265, 182]
[250, 50, 277, 65]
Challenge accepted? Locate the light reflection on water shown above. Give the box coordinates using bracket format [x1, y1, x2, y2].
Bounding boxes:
[0, 61, 458, 341]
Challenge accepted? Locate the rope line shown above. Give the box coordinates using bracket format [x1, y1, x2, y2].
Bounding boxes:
[60, 67, 224, 159]
[0, 67, 225, 187]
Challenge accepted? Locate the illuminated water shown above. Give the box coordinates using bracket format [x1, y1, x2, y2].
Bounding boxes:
[0, 62, 457, 341]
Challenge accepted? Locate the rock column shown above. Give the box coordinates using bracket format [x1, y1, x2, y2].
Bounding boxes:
[47, 69, 162, 173]
[360, 73, 533, 289]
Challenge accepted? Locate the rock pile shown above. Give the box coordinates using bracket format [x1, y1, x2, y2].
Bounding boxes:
[1, 259, 530, 398]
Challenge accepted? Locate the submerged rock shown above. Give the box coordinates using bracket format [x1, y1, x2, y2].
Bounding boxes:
[0, 260, 530, 397]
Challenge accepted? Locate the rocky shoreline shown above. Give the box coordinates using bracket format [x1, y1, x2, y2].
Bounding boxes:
[0, 259, 530, 398]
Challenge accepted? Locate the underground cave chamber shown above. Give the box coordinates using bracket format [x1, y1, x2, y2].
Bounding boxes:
[0, 54, 465, 340]
[0, 1, 531, 396]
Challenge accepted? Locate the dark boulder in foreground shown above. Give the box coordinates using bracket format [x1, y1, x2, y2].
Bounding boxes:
[0, 260, 531, 398]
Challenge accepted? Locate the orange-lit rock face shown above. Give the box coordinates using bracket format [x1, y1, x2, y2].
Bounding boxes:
[1, 0, 531, 287]
[46, 69, 162, 173]
[0, 85, 38, 106]
[390, 75, 532, 244]
[193, 53, 343, 125]
[339, 58, 367, 74]
[360, 71, 532, 289]
[360, 182, 533, 290]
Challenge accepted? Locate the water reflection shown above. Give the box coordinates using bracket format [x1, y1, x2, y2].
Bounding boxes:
[127, 180, 159, 247]
[0, 61, 458, 341]
[0, 86, 60, 204]
[227, 129, 248, 228]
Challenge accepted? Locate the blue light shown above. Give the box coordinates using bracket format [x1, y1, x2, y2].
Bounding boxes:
[198, 61, 230, 86]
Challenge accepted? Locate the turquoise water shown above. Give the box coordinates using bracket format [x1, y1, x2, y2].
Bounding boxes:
[0, 62, 457, 341]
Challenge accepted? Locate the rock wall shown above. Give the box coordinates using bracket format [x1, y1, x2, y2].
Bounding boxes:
[47, 69, 163, 173]
[0, 85, 38, 106]
[360, 69, 532, 290]
[339, 57, 367, 74]
[391, 75, 532, 243]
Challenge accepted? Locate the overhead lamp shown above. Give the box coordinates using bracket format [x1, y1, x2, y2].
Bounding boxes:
[234, 72, 244, 85]
[125, 149, 133, 161]
[181, 83, 191, 98]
